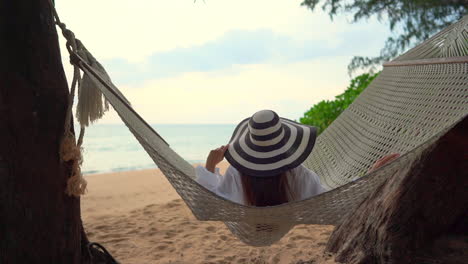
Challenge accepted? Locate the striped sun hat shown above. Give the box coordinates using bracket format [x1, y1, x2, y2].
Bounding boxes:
[224, 110, 318, 177]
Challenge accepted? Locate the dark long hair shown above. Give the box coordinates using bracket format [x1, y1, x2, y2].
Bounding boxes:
[240, 170, 296, 206]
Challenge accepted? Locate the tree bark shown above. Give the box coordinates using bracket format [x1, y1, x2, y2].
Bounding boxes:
[325, 116, 468, 264]
[0, 0, 82, 263]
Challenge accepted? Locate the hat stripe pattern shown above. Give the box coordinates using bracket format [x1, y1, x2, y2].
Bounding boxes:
[240, 124, 298, 159]
[245, 124, 292, 152]
[250, 127, 283, 141]
[249, 113, 280, 129]
[225, 110, 317, 177]
[250, 129, 285, 146]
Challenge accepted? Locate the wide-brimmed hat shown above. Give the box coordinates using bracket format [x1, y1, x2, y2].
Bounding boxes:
[224, 110, 318, 177]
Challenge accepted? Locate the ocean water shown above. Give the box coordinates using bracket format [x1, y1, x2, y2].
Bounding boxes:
[81, 124, 236, 174]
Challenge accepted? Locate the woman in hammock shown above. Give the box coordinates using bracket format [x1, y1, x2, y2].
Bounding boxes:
[196, 110, 399, 207]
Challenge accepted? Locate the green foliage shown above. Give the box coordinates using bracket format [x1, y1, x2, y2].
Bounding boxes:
[301, 0, 468, 73]
[300, 72, 379, 134]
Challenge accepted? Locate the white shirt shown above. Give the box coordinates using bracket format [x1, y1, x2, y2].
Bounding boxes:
[195, 164, 327, 205]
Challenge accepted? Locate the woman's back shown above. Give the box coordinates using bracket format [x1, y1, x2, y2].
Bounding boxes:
[195, 164, 327, 206]
[197, 109, 324, 206]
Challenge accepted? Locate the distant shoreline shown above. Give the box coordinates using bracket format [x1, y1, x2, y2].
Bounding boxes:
[81, 123, 235, 175]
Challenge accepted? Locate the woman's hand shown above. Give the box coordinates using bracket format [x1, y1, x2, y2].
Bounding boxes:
[367, 153, 400, 174]
[205, 145, 229, 173]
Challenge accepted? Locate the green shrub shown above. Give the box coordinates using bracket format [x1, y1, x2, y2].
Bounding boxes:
[300, 72, 379, 134]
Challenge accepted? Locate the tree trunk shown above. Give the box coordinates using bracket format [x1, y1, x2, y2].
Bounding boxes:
[325, 117, 468, 263]
[0, 0, 82, 263]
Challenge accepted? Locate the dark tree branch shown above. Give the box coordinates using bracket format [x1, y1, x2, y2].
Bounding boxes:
[301, 0, 468, 73]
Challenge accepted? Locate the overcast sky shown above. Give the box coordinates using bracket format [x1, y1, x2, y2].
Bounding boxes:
[57, 0, 390, 124]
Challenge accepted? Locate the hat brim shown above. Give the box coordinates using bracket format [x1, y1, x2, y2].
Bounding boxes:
[225, 117, 317, 177]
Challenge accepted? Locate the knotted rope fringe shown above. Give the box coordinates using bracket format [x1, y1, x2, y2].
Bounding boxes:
[50, 0, 116, 196]
[49, 0, 88, 196]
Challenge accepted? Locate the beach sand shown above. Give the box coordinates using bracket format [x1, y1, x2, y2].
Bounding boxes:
[82, 162, 337, 264]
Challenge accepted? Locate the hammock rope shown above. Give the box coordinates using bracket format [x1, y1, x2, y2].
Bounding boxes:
[50, 0, 468, 246]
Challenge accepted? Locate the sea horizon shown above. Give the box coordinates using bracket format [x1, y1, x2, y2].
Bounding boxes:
[81, 123, 237, 175]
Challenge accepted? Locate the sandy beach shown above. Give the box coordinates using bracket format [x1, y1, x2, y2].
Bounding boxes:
[82, 162, 337, 264]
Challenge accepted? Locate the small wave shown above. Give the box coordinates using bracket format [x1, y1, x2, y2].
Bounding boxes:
[82, 169, 101, 175]
[83, 164, 157, 175]
[110, 164, 158, 173]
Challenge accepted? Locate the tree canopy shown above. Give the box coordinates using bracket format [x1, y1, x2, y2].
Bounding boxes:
[301, 0, 468, 73]
[300, 72, 378, 134]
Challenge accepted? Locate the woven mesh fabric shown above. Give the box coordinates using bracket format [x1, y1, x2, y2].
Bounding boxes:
[76, 16, 467, 246]
[393, 15, 468, 61]
[305, 62, 468, 190]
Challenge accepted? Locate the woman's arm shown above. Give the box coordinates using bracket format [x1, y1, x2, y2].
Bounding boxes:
[205, 145, 229, 173]
[198, 146, 245, 204]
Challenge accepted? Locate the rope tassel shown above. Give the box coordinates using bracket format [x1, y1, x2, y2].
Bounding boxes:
[76, 40, 111, 127]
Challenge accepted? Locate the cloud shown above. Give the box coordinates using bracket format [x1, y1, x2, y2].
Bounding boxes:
[101, 25, 388, 85]
[56, 0, 389, 62]
[56, 0, 328, 62]
[55, 0, 391, 124]
[97, 56, 353, 124]
[101, 29, 332, 84]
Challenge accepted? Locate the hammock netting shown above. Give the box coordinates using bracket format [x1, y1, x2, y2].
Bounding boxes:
[72, 15, 467, 246]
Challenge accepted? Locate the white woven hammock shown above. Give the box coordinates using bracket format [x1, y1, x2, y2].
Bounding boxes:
[64, 15, 467, 246]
